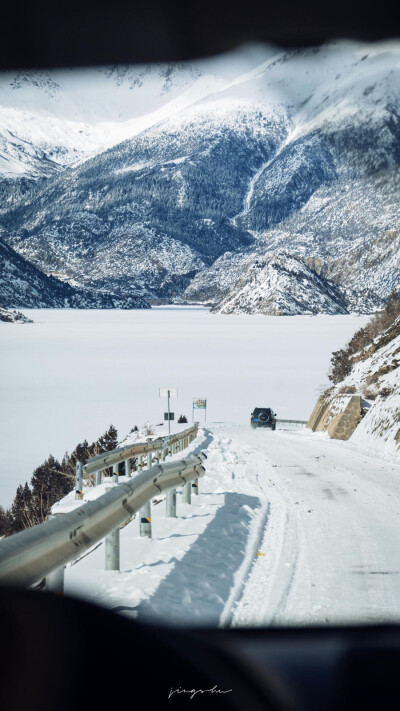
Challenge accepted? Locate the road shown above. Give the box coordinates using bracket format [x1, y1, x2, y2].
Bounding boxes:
[209, 424, 400, 627]
[65, 423, 400, 628]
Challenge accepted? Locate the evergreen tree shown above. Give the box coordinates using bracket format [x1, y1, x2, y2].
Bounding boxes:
[22, 483, 34, 528]
[30, 456, 69, 526]
[1, 424, 120, 536]
[0, 506, 8, 537]
[97, 425, 118, 452]
[9, 485, 26, 532]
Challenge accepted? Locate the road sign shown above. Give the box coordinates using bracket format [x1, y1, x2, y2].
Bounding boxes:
[164, 412, 175, 420]
[192, 397, 207, 423]
[159, 387, 178, 398]
[159, 387, 178, 433]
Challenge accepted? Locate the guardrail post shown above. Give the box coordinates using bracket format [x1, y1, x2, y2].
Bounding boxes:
[105, 528, 120, 571]
[166, 487, 176, 517]
[140, 503, 151, 537]
[75, 461, 83, 500]
[113, 463, 119, 483]
[139, 452, 152, 537]
[126, 458, 132, 478]
[182, 479, 191, 504]
[95, 469, 102, 486]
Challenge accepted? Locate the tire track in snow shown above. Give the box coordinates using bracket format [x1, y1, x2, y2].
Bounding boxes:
[219, 501, 270, 627]
[217, 434, 304, 628]
[230, 471, 303, 627]
[208, 434, 274, 627]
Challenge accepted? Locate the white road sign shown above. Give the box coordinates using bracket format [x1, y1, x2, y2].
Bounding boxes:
[159, 387, 178, 398]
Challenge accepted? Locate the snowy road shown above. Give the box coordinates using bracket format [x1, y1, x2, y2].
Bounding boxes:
[65, 424, 400, 628]
[214, 425, 400, 627]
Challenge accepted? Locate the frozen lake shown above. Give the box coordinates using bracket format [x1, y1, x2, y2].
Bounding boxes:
[0, 307, 368, 507]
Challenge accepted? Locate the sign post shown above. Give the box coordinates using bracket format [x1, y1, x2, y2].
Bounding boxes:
[192, 398, 207, 424]
[159, 387, 178, 434]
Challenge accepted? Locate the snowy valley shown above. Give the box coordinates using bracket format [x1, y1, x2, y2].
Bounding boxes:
[2, 29, 400, 679]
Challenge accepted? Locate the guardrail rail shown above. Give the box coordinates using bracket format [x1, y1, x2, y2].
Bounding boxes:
[277, 419, 308, 425]
[0, 424, 204, 593]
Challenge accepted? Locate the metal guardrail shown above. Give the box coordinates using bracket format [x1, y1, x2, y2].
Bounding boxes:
[277, 419, 308, 425]
[0, 424, 203, 592]
[76, 424, 199, 490]
[0, 454, 206, 590]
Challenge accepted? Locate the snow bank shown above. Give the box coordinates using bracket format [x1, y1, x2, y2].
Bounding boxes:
[351, 391, 400, 455]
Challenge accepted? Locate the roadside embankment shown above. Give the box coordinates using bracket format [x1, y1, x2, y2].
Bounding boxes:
[307, 301, 400, 454]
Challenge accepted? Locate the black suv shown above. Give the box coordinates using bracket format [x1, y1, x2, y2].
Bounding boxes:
[250, 407, 277, 430]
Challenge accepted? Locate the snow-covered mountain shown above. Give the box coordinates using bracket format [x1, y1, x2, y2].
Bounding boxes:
[0, 240, 150, 309]
[1, 41, 400, 311]
[0, 45, 273, 180]
[210, 253, 383, 315]
[1, 102, 287, 297]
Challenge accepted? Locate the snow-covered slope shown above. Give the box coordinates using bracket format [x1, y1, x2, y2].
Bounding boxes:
[2, 103, 286, 296]
[0, 240, 150, 309]
[184, 250, 255, 303]
[316, 311, 400, 454]
[0, 306, 32, 323]
[1, 41, 400, 308]
[211, 252, 383, 315]
[0, 46, 273, 179]
[342, 317, 400, 455]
